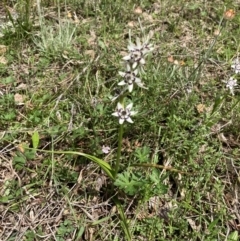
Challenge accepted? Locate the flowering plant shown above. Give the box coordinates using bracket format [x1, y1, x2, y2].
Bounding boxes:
[111, 33, 153, 177]
[231, 57, 240, 74]
[223, 57, 239, 95]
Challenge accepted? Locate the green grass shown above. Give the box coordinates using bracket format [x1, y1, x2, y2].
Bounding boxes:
[0, 0, 240, 240]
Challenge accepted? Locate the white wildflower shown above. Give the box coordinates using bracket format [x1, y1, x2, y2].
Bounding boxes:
[118, 64, 147, 92]
[224, 77, 237, 95]
[231, 58, 240, 74]
[102, 145, 111, 154]
[112, 102, 137, 124]
[123, 37, 154, 69]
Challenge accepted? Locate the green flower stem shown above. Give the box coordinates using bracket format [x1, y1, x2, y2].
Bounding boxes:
[114, 123, 123, 179]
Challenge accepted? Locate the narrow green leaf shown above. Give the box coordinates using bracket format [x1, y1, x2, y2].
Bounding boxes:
[114, 197, 131, 241]
[80, 152, 115, 180]
[227, 231, 238, 241]
[91, 216, 111, 225]
[32, 131, 40, 149]
[24, 148, 115, 180]
[210, 95, 224, 116]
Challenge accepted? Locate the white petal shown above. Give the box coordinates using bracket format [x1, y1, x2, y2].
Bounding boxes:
[142, 48, 152, 55]
[128, 84, 134, 92]
[132, 62, 138, 69]
[133, 69, 138, 75]
[123, 55, 131, 61]
[117, 102, 124, 110]
[137, 83, 148, 89]
[119, 118, 125, 124]
[112, 112, 119, 117]
[126, 103, 133, 110]
[149, 46, 154, 52]
[102, 145, 111, 154]
[118, 80, 126, 86]
[126, 117, 133, 123]
[135, 77, 141, 83]
[140, 58, 145, 65]
[126, 64, 131, 71]
[130, 111, 137, 116]
[127, 42, 136, 51]
[119, 71, 126, 77]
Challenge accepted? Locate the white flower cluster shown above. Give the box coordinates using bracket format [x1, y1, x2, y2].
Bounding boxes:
[118, 37, 153, 93]
[231, 58, 240, 74]
[224, 58, 239, 95]
[112, 35, 153, 124]
[112, 102, 137, 124]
